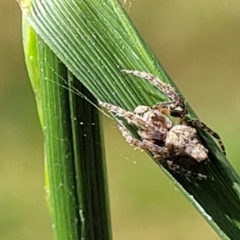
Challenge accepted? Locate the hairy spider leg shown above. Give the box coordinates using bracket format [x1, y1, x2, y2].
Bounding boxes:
[99, 102, 159, 131]
[121, 69, 179, 102]
[161, 159, 210, 180]
[118, 124, 169, 156]
[121, 69, 187, 118]
[187, 119, 226, 155]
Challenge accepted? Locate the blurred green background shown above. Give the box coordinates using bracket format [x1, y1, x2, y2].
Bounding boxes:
[1, 1, 240, 239]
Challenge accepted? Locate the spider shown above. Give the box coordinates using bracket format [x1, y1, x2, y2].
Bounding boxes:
[99, 70, 226, 180]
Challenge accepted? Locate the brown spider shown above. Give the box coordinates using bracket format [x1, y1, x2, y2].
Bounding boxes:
[99, 70, 226, 180]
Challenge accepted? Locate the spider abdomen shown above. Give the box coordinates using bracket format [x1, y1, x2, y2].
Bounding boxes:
[166, 125, 208, 162]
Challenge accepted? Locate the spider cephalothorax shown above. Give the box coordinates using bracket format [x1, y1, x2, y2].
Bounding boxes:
[99, 70, 226, 180]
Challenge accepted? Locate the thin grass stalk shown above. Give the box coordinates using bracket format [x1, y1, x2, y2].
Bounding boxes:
[23, 22, 111, 240]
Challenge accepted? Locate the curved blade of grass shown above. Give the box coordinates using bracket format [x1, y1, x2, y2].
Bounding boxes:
[22, 22, 111, 240]
[19, 0, 240, 239]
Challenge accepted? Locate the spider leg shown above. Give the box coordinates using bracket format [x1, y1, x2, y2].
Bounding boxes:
[121, 69, 187, 118]
[138, 129, 167, 142]
[118, 124, 169, 156]
[99, 102, 158, 130]
[121, 69, 179, 102]
[187, 119, 226, 155]
[161, 159, 210, 180]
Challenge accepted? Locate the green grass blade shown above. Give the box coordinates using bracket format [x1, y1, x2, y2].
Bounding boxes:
[19, 0, 240, 239]
[22, 21, 111, 240]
